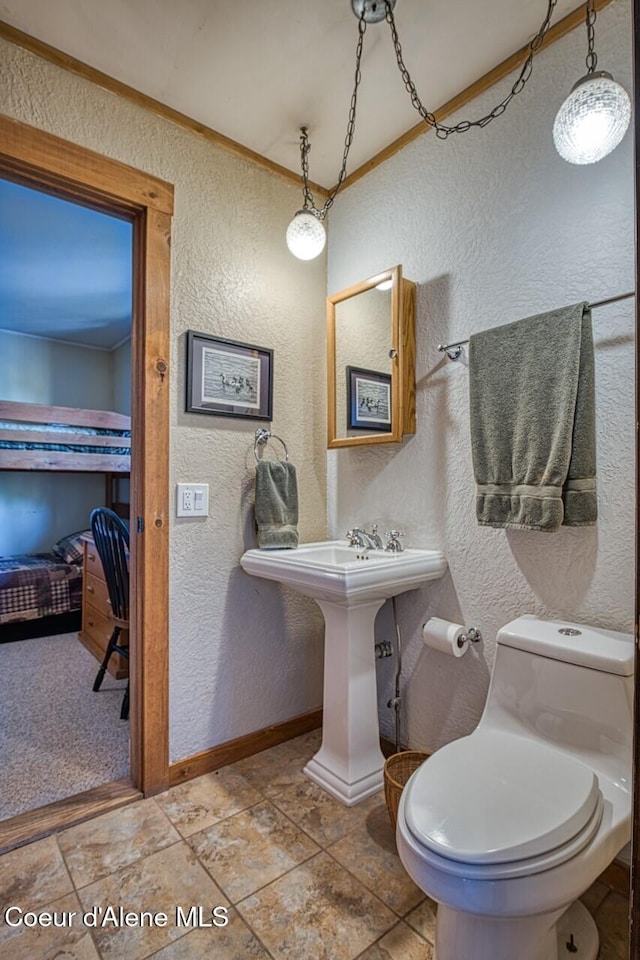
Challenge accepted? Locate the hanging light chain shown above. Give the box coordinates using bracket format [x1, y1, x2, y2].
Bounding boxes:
[585, 0, 598, 73]
[384, 0, 558, 139]
[295, 0, 561, 223]
[300, 11, 367, 220]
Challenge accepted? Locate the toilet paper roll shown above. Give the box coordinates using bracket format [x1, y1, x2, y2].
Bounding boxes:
[422, 617, 468, 658]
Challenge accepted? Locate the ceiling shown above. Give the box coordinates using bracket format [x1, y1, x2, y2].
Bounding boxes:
[0, 179, 132, 350]
[0, 0, 590, 350]
[0, 0, 586, 188]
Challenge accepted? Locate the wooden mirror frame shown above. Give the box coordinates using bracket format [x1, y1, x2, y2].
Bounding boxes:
[327, 265, 416, 449]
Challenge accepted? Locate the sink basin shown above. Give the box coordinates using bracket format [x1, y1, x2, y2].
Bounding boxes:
[240, 539, 447, 604]
[241, 539, 448, 807]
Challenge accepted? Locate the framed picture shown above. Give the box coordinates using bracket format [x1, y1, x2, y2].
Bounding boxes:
[347, 366, 392, 432]
[186, 331, 273, 421]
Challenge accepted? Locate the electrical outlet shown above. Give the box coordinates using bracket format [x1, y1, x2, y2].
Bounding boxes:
[176, 483, 209, 517]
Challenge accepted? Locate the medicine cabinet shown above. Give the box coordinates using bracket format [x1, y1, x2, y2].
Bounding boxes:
[327, 265, 416, 448]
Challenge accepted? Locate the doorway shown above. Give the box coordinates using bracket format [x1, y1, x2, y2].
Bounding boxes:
[0, 114, 172, 851]
[0, 177, 133, 817]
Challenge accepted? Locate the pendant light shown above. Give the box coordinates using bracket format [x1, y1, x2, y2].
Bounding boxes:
[553, 0, 631, 164]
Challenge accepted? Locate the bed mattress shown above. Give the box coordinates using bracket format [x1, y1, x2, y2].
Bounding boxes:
[0, 554, 83, 624]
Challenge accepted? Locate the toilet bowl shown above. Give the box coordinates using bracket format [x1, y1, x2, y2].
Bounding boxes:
[396, 615, 633, 960]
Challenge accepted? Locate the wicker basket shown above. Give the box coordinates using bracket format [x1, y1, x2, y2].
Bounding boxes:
[384, 751, 429, 829]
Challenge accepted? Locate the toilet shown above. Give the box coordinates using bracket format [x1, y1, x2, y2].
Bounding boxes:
[396, 615, 633, 960]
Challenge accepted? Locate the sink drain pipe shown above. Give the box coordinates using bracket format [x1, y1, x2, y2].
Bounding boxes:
[387, 596, 403, 753]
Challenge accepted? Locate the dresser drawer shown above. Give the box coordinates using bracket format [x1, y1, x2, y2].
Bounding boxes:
[83, 540, 104, 580]
[84, 571, 111, 615]
[81, 602, 129, 678]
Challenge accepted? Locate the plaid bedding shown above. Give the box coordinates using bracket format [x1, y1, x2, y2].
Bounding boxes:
[0, 554, 83, 624]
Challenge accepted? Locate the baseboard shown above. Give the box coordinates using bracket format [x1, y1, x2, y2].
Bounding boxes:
[168, 707, 323, 787]
[0, 778, 141, 855]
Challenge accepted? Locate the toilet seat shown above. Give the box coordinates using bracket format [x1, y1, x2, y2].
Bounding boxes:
[404, 730, 602, 879]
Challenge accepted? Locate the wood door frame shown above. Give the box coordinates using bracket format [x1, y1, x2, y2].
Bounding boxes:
[0, 114, 172, 799]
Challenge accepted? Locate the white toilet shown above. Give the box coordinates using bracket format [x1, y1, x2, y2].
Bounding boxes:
[396, 615, 633, 960]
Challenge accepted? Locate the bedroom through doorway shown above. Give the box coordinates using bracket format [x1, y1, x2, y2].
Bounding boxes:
[0, 176, 133, 821]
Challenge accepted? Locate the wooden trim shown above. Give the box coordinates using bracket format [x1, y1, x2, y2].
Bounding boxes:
[0, 430, 131, 449]
[0, 19, 327, 200]
[400, 278, 416, 436]
[338, 0, 617, 193]
[0, 115, 173, 216]
[0, 779, 142, 855]
[168, 708, 323, 787]
[0, 400, 131, 430]
[129, 206, 171, 797]
[0, 116, 171, 805]
[0, 451, 130, 472]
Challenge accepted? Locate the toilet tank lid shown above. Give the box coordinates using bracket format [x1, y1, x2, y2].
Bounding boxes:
[497, 616, 634, 676]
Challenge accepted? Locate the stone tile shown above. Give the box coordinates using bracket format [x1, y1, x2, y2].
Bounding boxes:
[188, 800, 319, 903]
[58, 798, 181, 887]
[404, 897, 437, 945]
[0, 891, 99, 959]
[271, 779, 384, 847]
[155, 767, 263, 837]
[148, 908, 270, 958]
[0, 835, 73, 940]
[237, 850, 396, 960]
[77, 841, 228, 960]
[595, 892, 629, 960]
[580, 879, 609, 915]
[329, 803, 423, 916]
[232, 743, 310, 799]
[599, 862, 630, 898]
[356, 922, 434, 960]
[282, 728, 323, 758]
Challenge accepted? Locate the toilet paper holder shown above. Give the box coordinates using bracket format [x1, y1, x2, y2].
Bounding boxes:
[460, 626, 482, 648]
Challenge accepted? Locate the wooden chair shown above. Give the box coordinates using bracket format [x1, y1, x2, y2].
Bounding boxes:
[90, 507, 130, 720]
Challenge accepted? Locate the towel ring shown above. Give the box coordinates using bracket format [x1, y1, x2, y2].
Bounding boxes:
[254, 428, 289, 463]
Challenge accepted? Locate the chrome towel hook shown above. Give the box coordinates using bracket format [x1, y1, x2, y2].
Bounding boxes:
[254, 428, 289, 463]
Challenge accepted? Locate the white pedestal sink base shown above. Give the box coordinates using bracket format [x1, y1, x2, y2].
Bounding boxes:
[240, 541, 448, 809]
[304, 755, 383, 806]
[303, 597, 386, 806]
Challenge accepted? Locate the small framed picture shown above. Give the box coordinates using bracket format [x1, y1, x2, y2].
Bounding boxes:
[186, 331, 273, 421]
[347, 366, 392, 432]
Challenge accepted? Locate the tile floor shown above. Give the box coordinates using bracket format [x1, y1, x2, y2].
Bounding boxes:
[0, 730, 630, 959]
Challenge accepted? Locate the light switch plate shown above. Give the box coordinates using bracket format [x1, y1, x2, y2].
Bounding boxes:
[176, 483, 209, 517]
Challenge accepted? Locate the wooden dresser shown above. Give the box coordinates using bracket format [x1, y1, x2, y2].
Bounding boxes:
[79, 534, 129, 679]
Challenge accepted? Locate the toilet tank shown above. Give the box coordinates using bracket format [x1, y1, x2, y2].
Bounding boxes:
[481, 615, 634, 790]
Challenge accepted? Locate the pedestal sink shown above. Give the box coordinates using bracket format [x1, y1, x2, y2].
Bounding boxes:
[240, 540, 447, 806]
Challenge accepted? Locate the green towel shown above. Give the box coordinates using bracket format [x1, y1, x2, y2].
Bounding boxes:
[469, 303, 597, 532]
[255, 459, 299, 548]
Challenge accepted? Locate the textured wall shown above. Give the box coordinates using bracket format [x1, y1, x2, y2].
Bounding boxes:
[0, 39, 327, 761]
[0, 330, 114, 553]
[327, 0, 635, 751]
[111, 339, 131, 415]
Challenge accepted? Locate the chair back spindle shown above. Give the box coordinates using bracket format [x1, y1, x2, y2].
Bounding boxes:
[90, 507, 130, 622]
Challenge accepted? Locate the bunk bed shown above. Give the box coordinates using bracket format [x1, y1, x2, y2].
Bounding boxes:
[0, 400, 131, 642]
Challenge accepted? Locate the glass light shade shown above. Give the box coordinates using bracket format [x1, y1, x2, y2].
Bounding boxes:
[286, 210, 326, 260]
[553, 72, 631, 165]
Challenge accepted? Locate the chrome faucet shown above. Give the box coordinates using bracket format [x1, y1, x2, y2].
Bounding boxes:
[345, 524, 383, 550]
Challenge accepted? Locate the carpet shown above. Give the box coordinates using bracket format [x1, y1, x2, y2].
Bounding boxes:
[0, 632, 129, 821]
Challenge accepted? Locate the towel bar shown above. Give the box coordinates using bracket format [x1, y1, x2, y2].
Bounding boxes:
[437, 289, 636, 361]
[254, 428, 289, 462]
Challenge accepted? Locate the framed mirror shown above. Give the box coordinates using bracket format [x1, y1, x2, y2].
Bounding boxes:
[327, 265, 416, 448]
